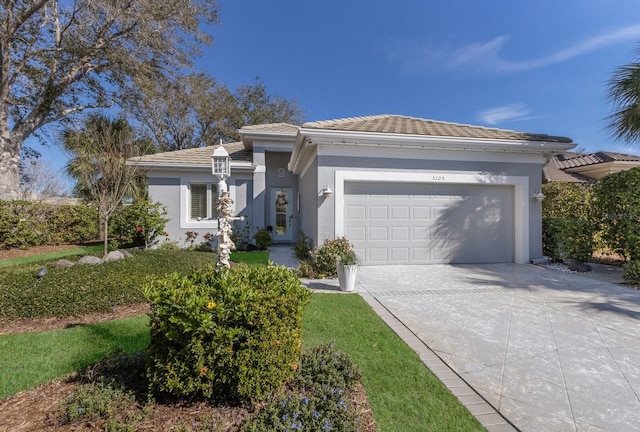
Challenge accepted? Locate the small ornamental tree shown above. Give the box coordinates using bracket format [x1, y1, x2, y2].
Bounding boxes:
[110, 199, 168, 249]
[593, 167, 640, 260]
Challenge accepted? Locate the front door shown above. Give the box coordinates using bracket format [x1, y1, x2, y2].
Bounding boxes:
[270, 187, 293, 242]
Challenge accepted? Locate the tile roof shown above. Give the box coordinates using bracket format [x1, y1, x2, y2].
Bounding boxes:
[554, 151, 640, 169]
[302, 115, 573, 143]
[129, 142, 251, 166]
[542, 151, 640, 183]
[542, 165, 595, 183]
[239, 123, 299, 134]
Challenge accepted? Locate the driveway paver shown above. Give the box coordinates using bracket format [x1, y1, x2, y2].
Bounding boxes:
[356, 264, 640, 432]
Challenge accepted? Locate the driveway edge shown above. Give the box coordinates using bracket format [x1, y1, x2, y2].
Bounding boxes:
[358, 290, 520, 432]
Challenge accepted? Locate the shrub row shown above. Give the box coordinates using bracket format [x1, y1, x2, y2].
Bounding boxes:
[144, 264, 311, 402]
[0, 200, 98, 249]
[542, 168, 640, 265]
[542, 217, 595, 262]
[0, 250, 217, 319]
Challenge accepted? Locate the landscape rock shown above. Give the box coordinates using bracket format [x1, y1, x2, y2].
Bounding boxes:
[50, 259, 75, 269]
[104, 250, 125, 262]
[564, 259, 592, 273]
[77, 255, 103, 265]
[118, 249, 134, 258]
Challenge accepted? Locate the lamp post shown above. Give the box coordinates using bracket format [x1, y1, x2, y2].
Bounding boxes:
[212, 143, 231, 194]
[212, 142, 235, 271]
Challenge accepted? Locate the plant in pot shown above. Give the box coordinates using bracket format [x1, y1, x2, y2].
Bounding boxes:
[336, 246, 359, 292]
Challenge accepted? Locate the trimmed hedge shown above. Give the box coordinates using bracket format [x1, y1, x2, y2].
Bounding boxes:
[0, 250, 217, 318]
[0, 200, 98, 249]
[542, 217, 595, 262]
[144, 264, 311, 402]
[593, 167, 640, 260]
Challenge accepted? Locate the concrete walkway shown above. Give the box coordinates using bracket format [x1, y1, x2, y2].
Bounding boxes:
[356, 264, 640, 432]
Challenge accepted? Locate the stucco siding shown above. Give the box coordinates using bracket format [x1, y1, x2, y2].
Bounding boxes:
[297, 158, 319, 245]
[147, 171, 253, 248]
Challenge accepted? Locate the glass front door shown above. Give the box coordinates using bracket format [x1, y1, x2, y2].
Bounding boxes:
[270, 187, 293, 242]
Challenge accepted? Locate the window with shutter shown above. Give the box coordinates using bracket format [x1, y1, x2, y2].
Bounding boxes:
[190, 184, 207, 220]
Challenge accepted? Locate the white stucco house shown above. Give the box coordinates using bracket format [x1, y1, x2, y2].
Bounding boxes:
[129, 114, 575, 265]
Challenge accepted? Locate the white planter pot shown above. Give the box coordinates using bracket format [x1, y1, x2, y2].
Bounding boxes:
[337, 264, 358, 292]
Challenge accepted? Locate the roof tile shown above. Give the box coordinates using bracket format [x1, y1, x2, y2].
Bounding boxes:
[130, 142, 251, 166]
[302, 115, 573, 143]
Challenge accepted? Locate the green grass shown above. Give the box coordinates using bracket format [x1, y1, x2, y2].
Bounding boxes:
[0, 315, 149, 400]
[0, 248, 481, 430]
[303, 294, 484, 432]
[230, 250, 270, 266]
[0, 244, 104, 268]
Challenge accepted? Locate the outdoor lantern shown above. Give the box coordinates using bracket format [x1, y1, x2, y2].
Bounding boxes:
[212, 142, 231, 195]
[212, 143, 230, 179]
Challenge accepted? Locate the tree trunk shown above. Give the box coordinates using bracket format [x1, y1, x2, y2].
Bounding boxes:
[0, 121, 21, 201]
[103, 217, 109, 258]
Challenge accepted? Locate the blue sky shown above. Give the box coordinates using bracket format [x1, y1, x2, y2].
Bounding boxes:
[37, 0, 640, 191]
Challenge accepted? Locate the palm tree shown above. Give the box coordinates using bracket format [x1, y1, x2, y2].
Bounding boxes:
[63, 114, 150, 256]
[607, 50, 640, 142]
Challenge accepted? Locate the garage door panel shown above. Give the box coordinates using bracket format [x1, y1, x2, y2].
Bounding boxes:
[346, 205, 366, 220]
[391, 206, 410, 220]
[345, 226, 366, 241]
[344, 181, 514, 265]
[412, 206, 431, 220]
[391, 227, 410, 240]
[369, 227, 388, 241]
[369, 206, 388, 219]
[390, 248, 410, 261]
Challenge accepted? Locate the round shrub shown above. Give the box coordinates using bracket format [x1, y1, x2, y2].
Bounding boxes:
[310, 237, 354, 278]
[144, 264, 311, 402]
[294, 343, 361, 392]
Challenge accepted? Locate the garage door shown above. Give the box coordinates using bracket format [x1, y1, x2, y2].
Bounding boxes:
[344, 182, 515, 265]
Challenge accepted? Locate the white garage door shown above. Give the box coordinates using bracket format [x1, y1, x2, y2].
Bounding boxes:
[344, 182, 515, 265]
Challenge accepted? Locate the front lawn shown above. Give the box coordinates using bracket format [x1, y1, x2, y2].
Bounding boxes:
[0, 249, 484, 431]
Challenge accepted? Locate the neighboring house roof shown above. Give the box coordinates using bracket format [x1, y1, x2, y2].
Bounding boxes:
[302, 115, 573, 143]
[543, 151, 640, 183]
[128, 142, 252, 170]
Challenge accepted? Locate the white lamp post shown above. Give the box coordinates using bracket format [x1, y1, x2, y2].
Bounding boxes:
[212, 142, 244, 271]
[212, 143, 231, 196]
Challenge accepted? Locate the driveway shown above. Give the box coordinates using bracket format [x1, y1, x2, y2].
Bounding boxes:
[356, 264, 640, 432]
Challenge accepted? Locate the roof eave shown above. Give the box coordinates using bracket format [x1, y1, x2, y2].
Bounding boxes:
[289, 128, 575, 174]
[239, 129, 298, 150]
[126, 161, 256, 172]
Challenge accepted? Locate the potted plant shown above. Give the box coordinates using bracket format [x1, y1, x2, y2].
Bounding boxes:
[336, 247, 359, 292]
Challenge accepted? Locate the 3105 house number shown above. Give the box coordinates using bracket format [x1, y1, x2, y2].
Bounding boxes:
[431, 175, 445, 181]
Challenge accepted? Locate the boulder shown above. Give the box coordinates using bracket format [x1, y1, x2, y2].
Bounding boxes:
[104, 250, 126, 262]
[118, 249, 134, 258]
[564, 259, 592, 273]
[50, 259, 75, 269]
[78, 255, 103, 265]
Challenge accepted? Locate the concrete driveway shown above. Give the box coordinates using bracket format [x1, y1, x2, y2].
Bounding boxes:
[356, 264, 640, 432]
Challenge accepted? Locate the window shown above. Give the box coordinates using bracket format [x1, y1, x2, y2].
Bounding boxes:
[189, 183, 218, 220]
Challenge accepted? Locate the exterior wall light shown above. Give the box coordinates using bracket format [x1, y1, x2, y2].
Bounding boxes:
[533, 190, 546, 202]
[320, 186, 333, 197]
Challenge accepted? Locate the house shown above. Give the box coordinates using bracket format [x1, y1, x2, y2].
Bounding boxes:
[542, 151, 640, 183]
[129, 114, 575, 265]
